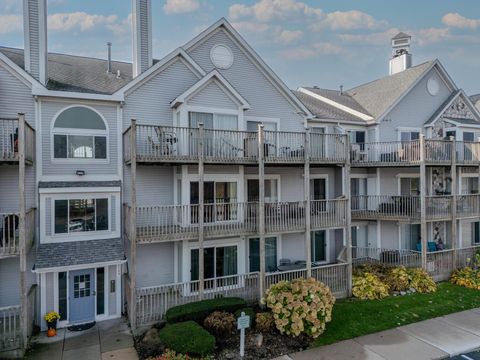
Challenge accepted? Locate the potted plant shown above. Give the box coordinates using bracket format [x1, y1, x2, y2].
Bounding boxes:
[44, 311, 60, 337]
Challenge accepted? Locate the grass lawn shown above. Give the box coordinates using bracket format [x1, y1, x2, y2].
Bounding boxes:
[314, 282, 480, 347]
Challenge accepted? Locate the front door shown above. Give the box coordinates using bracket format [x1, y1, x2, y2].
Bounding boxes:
[69, 269, 95, 324]
[311, 230, 327, 264]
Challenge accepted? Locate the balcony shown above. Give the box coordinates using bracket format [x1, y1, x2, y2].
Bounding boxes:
[123, 124, 348, 165]
[457, 194, 480, 218]
[0, 118, 35, 164]
[0, 209, 36, 258]
[124, 199, 347, 244]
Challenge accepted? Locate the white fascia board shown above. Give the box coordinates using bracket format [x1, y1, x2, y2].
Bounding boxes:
[298, 87, 374, 122]
[443, 120, 480, 129]
[183, 18, 313, 118]
[33, 259, 126, 273]
[39, 186, 121, 194]
[308, 118, 371, 126]
[32, 85, 124, 102]
[115, 47, 205, 96]
[171, 70, 250, 109]
[424, 90, 461, 127]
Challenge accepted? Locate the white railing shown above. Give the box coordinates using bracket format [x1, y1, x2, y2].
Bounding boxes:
[311, 199, 347, 229]
[426, 249, 454, 281]
[204, 129, 258, 162]
[264, 130, 305, 162]
[457, 194, 480, 218]
[0, 212, 19, 256]
[352, 247, 422, 268]
[136, 272, 260, 326]
[425, 140, 452, 163]
[311, 133, 347, 162]
[351, 195, 420, 220]
[0, 305, 21, 352]
[351, 141, 421, 165]
[265, 201, 306, 233]
[456, 141, 480, 164]
[24, 122, 35, 163]
[311, 263, 349, 297]
[0, 119, 18, 161]
[426, 195, 453, 220]
[265, 268, 308, 289]
[123, 127, 132, 163]
[456, 246, 480, 268]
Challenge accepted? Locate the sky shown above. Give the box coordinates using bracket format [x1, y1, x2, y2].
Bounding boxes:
[1, 0, 480, 94]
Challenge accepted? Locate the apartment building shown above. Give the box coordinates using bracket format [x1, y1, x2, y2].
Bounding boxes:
[0, 0, 479, 355]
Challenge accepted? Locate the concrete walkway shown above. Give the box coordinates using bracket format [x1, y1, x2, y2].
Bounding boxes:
[25, 317, 138, 360]
[276, 308, 480, 360]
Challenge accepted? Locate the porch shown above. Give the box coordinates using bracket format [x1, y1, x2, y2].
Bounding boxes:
[123, 123, 348, 165]
[124, 199, 348, 244]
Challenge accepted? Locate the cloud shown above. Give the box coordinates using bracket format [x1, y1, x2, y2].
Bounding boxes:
[337, 28, 400, 45]
[276, 29, 303, 44]
[163, 0, 200, 15]
[48, 12, 119, 32]
[0, 14, 22, 34]
[416, 27, 450, 45]
[442, 13, 480, 29]
[231, 21, 303, 44]
[318, 10, 388, 31]
[229, 0, 323, 22]
[280, 42, 345, 60]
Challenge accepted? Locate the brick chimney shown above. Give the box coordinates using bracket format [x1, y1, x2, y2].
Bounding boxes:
[132, 0, 152, 77]
[23, 0, 48, 84]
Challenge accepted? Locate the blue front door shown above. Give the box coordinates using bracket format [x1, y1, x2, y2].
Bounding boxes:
[69, 269, 95, 324]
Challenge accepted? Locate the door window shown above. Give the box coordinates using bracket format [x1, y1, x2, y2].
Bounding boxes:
[311, 230, 326, 262]
[463, 132, 475, 142]
[247, 179, 278, 202]
[461, 177, 479, 194]
[310, 178, 326, 200]
[400, 178, 419, 196]
[249, 237, 277, 272]
[73, 274, 91, 298]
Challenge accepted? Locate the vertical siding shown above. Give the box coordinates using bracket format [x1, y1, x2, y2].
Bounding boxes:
[139, 0, 150, 73]
[0, 166, 21, 212]
[40, 100, 118, 176]
[44, 197, 51, 236]
[135, 167, 174, 206]
[108, 265, 116, 316]
[26, 0, 40, 80]
[45, 272, 54, 314]
[111, 196, 116, 232]
[136, 242, 174, 287]
[0, 257, 20, 306]
[187, 80, 238, 109]
[186, 29, 304, 131]
[123, 59, 200, 129]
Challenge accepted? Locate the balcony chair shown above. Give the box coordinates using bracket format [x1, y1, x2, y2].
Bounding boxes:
[351, 144, 367, 162]
[220, 138, 244, 158]
[416, 242, 439, 252]
[154, 127, 178, 156]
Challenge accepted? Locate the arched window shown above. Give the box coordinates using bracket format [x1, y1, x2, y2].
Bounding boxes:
[53, 106, 107, 160]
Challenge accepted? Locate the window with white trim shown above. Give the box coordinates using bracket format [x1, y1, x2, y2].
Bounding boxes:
[53, 107, 107, 160]
[54, 198, 109, 234]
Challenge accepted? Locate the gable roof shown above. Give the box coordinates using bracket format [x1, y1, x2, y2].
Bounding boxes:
[346, 60, 435, 119]
[171, 69, 250, 109]
[425, 89, 480, 126]
[471, 94, 480, 104]
[182, 18, 313, 118]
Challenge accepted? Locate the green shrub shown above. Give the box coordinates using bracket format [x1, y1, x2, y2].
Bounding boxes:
[255, 312, 275, 333]
[263, 277, 335, 338]
[234, 307, 255, 327]
[385, 266, 410, 292]
[407, 268, 436, 293]
[352, 272, 389, 300]
[203, 311, 236, 336]
[165, 297, 246, 324]
[158, 321, 215, 356]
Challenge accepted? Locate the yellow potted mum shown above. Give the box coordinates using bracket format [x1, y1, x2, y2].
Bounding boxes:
[44, 311, 60, 337]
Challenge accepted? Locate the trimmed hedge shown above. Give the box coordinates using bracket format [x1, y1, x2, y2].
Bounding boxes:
[165, 297, 247, 324]
[159, 321, 215, 356]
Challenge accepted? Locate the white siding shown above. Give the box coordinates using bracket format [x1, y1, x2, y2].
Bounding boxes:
[0, 257, 20, 306]
[108, 265, 117, 316]
[187, 80, 238, 109]
[136, 242, 174, 287]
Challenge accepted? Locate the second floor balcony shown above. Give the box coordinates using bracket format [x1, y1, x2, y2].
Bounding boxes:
[0, 117, 35, 164]
[124, 199, 348, 244]
[123, 123, 348, 166]
[0, 209, 35, 258]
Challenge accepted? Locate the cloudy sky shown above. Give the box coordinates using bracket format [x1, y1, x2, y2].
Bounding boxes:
[1, 0, 479, 94]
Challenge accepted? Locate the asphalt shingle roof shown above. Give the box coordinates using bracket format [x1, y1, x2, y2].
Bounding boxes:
[470, 94, 480, 104]
[0, 46, 133, 94]
[346, 61, 434, 118]
[293, 90, 367, 123]
[35, 238, 125, 269]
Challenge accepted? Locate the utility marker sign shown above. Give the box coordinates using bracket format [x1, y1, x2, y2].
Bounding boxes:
[237, 312, 250, 357]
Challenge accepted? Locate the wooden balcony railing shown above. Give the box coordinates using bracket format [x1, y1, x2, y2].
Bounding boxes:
[352, 246, 422, 268]
[0, 212, 19, 256]
[126, 199, 347, 243]
[456, 245, 480, 268]
[351, 141, 421, 165]
[426, 249, 454, 281]
[457, 194, 480, 218]
[426, 195, 453, 220]
[351, 195, 420, 220]
[0, 305, 21, 352]
[123, 123, 348, 164]
[456, 141, 480, 164]
[0, 118, 35, 163]
[424, 139, 453, 163]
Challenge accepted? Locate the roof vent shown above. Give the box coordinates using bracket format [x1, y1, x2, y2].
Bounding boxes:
[107, 42, 112, 73]
[340, 85, 343, 95]
[116, 69, 121, 79]
[313, 86, 319, 89]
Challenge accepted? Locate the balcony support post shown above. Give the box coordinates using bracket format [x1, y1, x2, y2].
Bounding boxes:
[420, 134, 427, 270]
[345, 136, 352, 297]
[18, 113, 27, 348]
[198, 123, 205, 299]
[129, 119, 137, 330]
[304, 128, 312, 277]
[258, 124, 266, 299]
[450, 136, 457, 269]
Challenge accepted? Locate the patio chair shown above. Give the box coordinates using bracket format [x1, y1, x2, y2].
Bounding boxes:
[221, 138, 244, 158]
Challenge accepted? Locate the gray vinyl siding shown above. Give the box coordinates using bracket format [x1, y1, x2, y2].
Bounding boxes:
[138, 0, 150, 73]
[0, 257, 20, 306]
[378, 167, 419, 195]
[111, 196, 116, 232]
[108, 265, 116, 316]
[123, 59, 200, 129]
[380, 221, 400, 249]
[45, 197, 51, 236]
[0, 166, 21, 212]
[378, 68, 452, 142]
[40, 100, 119, 176]
[136, 242, 174, 287]
[187, 80, 238, 109]
[45, 272, 54, 313]
[25, 0, 40, 80]
[135, 167, 174, 206]
[186, 29, 304, 131]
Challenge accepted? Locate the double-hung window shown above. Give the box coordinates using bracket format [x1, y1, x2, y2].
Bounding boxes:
[53, 107, 107, 160]
[54, 198, 109, 234]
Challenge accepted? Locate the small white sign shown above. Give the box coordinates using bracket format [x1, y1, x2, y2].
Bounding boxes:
[237, 314, 250, 330]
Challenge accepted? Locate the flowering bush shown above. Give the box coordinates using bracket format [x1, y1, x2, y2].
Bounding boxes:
[44, 311, 60, 323]
[255, 312, 275, 332]
[263, 277, 335, 338]
[149, 349, 213, 360]
[352, 272, 389, 300]
[451, 267, 480, 290]
[203, 311, 236, 336]
[407, 268, 437, 293]
[385, 266, 410, 292]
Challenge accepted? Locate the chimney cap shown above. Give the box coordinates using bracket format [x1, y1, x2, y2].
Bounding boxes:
[392, 32, 411, 40]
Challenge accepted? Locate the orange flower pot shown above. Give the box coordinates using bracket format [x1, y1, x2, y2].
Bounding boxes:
[47, 328, 56, 337]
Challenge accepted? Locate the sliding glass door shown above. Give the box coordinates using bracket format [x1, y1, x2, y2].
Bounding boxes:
[248, 237, 277, 273]
[191, 245, 238, 288]
[190, 181, 238, 223]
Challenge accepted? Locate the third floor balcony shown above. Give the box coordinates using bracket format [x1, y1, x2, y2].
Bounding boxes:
[0, 117, 35, 164]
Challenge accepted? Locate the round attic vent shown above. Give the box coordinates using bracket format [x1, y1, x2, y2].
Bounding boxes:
[427, 77, 439, 96]
[210, 44, 233, 69]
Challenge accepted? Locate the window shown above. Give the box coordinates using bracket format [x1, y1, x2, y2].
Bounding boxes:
[53, 106, 107, 160]
[249, 237, 277, 272]
[473, 222, 480, 245]
[190, 181, 237, 223]
[54, 198, 109, 234]
[191, 245, 238, 286]
[247, 179, 278, 202]
[400, 177, 419, 196]
[73, 274, 91, 298]
[462, 177, 479, 194]
[401, 224, 421, 251]
[189, 112, 238, 130]
[463, 132, 475, 142]
[400, 131, 420, 142]
[58, 272, 67, 321]
[97, 268, 105, 315]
